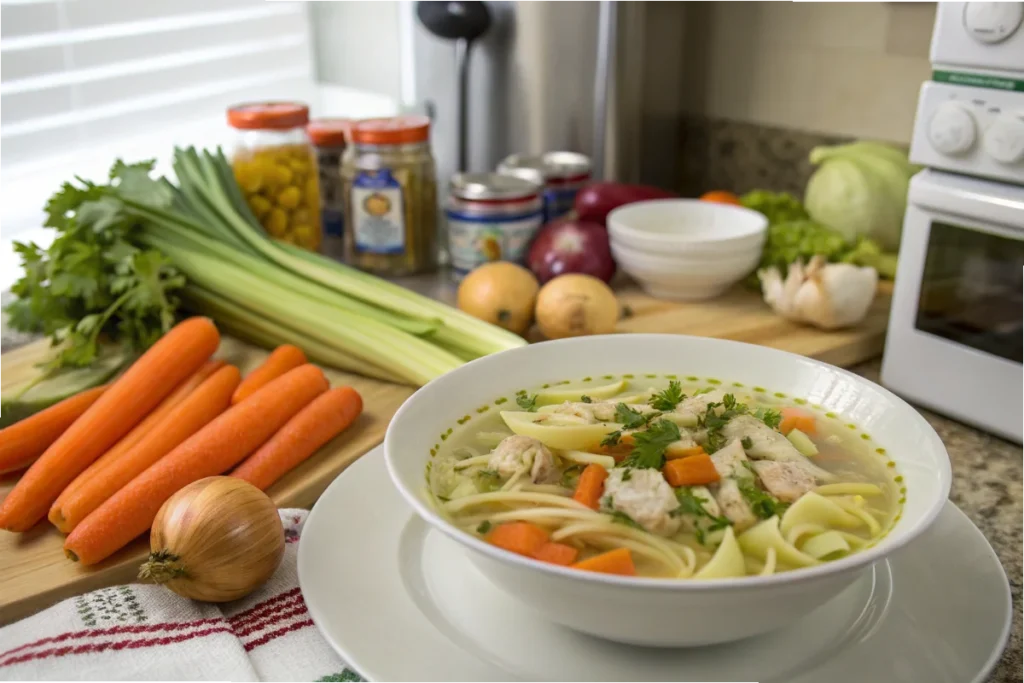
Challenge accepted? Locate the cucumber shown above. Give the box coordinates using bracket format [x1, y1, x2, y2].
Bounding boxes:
[0, 347, 130, 428]
[786, 428, 819, 457]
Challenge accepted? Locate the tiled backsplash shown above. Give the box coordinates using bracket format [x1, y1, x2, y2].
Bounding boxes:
[680, 2, 935, 145]
[676, 116, 843, 197]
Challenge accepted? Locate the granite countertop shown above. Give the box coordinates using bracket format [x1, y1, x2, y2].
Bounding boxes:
[850, 360, 1021, 683]
[2, 299, 1020, 680]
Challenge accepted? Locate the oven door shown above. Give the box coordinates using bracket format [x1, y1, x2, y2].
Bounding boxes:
[882, 202, 1024, 443]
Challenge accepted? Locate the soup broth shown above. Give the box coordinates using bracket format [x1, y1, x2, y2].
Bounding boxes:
[427, 376, 903, 580]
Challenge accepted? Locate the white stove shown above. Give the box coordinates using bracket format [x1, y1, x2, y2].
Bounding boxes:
[883, 2, 1024, 443]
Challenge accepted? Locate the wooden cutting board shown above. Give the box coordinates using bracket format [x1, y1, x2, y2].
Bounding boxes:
[0, 283, 892, 624]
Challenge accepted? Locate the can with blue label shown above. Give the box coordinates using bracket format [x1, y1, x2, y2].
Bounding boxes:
[497, 151, 592, 223]
[446, 173, 544, 280]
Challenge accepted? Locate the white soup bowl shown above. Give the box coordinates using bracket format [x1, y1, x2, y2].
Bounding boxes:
[384, 335, 950, 647]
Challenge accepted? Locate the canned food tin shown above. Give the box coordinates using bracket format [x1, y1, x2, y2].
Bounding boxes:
[497, 151, 591, 223]
[446, 173, 544, 279]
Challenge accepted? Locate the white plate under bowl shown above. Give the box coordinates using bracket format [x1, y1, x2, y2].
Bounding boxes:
[299, 447, 1011, 682]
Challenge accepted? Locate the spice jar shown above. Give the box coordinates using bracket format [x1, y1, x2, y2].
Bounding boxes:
[446, 172, 544, 280]
[227, 102, 323, 251]
[307, 118, 350, 262]
[341, 116, 437, 276]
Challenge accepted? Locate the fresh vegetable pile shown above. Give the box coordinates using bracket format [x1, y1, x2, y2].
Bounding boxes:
[0, 318, 364, 589]
[7, 149, 526, 388]
[740, 190, 897, 285]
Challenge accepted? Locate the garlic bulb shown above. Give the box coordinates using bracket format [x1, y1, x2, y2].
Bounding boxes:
[758, 255, 878, 330]
[139, 477, 284, 602]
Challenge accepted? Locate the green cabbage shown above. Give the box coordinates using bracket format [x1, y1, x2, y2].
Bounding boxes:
[804, 142, 918, 252]
[740, 192, 899, 286]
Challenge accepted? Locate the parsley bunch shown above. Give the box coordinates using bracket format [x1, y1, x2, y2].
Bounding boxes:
[6, 161, 184, 373]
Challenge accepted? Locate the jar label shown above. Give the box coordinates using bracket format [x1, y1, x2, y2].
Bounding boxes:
[543, 187, 580, 222]
[352, 170, 405, 254]
[446, 209, 544, 278]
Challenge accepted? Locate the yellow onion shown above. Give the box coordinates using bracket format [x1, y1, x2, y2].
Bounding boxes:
[138, 476, 284, 602]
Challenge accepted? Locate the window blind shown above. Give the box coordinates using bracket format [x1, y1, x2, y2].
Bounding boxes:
[0, 0, 316, 248]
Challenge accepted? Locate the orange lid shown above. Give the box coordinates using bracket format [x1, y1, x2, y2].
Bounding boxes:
[350, 116, 430, 145]
[227, 102, 309, 130]
[307, 118, 351, 147]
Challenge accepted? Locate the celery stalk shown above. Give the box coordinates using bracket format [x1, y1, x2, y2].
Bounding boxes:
[146, 238, 461, 385]
[136, 223, 440, 336]
[185, 286, 408, 385]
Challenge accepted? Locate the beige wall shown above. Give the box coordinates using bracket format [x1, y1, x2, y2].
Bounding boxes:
[682, 2, 937, 144]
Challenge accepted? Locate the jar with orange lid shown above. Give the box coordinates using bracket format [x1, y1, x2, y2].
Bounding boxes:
[307, 118, 350, 261]
[227, 102, 323, 251]
[341, 116, 438, 276]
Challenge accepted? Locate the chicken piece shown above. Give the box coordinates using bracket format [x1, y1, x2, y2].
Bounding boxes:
[708, 438, 747, 478]
[552, 399, 656, 423]
[487, 435, 556, 483]
[722, 415, 835, 482]
[602, 468, 682, 537]
[707, 439, 758, 531]
[670, 389, 728, 425]
[749, 460, 817, 503]
[675, 485, 725, 535]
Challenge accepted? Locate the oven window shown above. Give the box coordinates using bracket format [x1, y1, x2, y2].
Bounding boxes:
[916, 221, 1023, 363]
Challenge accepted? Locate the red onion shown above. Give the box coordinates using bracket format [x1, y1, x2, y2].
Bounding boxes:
[526, 219, 616, 284]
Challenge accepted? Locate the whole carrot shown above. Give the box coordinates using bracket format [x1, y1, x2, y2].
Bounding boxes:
[231, 386, 363, 491]
[50, 360, 225, 521]
[231, 344, 307, 405]
[64, 363, 328, 565]
[0, 317, 220, 532]
[50, 365, 241, 533]
[0, 386, 108, 475]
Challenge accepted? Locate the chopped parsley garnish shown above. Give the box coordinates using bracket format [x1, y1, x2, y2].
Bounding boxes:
[741, 436, 754, 450]
[580, 395, 593, 403]
[738, 463, 788, 519]
[560, 463, 585, 488]
[755, 407, 782, 430]
[609, 510, 643, 530]
[620, 419, 680, 470]
[476, 520, 492, 534]
[615, 403, 652, 429]
[515, 390, 538, 412]
[649, 380, 685, 411]
[672, 486, 731, 544]
[621, 468, 632, 481]
[600, 430, 622, 447]
[699, 394, 783, 452]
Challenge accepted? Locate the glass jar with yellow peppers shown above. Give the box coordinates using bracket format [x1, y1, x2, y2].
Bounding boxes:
[341, 116, 438, 275]
[227, 102, 322, 251]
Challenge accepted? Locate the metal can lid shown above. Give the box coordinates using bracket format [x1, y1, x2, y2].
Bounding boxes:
[498, 151, 592, 180]
[450, 172, 542, 201]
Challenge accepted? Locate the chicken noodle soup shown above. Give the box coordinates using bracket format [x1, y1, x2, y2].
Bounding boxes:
[426, 376, 903, 579]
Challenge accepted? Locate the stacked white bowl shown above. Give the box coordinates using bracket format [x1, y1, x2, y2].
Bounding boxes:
[607, 199, 769, 301]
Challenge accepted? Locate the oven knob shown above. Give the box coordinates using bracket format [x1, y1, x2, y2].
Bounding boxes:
[983, 113, 1024, 165]
[962, 2, 1024, 44]
[927, 101, 977, 155]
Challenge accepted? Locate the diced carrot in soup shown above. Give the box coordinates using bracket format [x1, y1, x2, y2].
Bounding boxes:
[572, 548, 636, 576]
[534, 542, 579, 566]
[780, 408, 816, 435]
[486, 521, 550, 557]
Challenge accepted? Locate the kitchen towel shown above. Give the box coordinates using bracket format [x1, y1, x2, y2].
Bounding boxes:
[0, 510, 361, 682]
